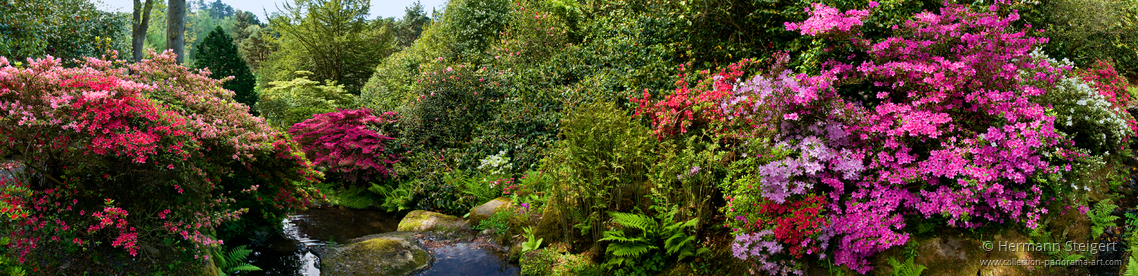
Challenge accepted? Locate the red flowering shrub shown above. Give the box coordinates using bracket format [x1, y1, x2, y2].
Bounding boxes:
[0, 51, 322, 273]
[1078, 60, 1136, 132]
[289, 109, 401, 183]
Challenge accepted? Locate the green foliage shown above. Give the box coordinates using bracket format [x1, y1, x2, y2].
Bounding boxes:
[210, 245, 262, 276]
[886, 256, 927, 276]
[1027, 216, 1087, 263]
[649, 128, 724, 234]
[392, 1, 432, 50]
[0, 0, 129, 64]
[600, 205, 704, 275]
[544, 101, 654, 249]
[600, 212, 659, 269]
[521, 227, 544, 254]
[360, 0, 510, 110]
[0, 238, 26, 276]
[394, 149, 478, 215]
[474, 209, 513, 236]
[255, 71, 357, 129]
[399, 64, 502, 150]
[1090, 199, 1120, 238]
[266, 0, 395, 93]
[1126, 255, 1138, 276]
[193, 26, 258, 110]
[238, 24, 276, 71]
[520, 246, 603, 276]
[445, 169, 505, 206]
[370, 180, 415, 212]
[315, 182, 381, 209]
[1019, 0, 1138, 75]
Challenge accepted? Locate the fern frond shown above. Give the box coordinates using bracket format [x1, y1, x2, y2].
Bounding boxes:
[887, 256, 927, 276]
[609, 211, 656, 233]
[665, 235, 696, 256]
[228, 264, 263, 272]
[227, 245, 253, 265]
[211, 248, 229, 271]
[1125, 256, 1138, 276]
[607, 242, 657, 258]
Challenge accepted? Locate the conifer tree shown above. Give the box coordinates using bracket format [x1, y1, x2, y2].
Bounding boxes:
[194, 26, 257, 110]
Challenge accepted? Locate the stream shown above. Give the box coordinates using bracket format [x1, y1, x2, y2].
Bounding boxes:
[241, 207, 520, 276]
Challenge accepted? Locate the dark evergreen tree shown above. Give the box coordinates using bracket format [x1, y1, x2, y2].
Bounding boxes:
[194, 26, 257, 110]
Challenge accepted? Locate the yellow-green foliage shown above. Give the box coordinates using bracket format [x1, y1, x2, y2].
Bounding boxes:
[886, 256, 926, 276]
[255, 71, 357, 129]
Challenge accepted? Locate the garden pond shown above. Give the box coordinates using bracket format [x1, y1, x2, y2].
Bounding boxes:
[240, 207, 520, 276]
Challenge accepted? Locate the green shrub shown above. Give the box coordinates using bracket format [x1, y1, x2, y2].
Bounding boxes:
[543, 101, 654, 250]
[521, 227, 544, 255]
[255, 71, 357, 129]
[399, 64, 501, 150]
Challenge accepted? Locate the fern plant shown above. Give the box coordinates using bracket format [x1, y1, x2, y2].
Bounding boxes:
[1126, 255, 1138, 276]
[600, 205, 705, 274]
[600, 211, 659, 269]
[1089, 199, 1120, 238]
[370, 181, 414, 212]
[657, 205, 708, 260]
[210, 245, 262, 276]
[886, 256, 927, 276]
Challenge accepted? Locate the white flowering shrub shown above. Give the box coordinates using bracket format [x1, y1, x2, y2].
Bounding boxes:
[478, 150, 514, 177]
[1025, 49, 1134, 154]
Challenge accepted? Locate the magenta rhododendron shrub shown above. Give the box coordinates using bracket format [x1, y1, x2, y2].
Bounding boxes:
[289, 109, 400, 183]
[638, 3, 1094, 274]
[0, 51, 321, 271]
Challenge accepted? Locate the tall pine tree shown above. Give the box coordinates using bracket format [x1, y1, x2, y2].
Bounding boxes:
[194, 26, 257, 110]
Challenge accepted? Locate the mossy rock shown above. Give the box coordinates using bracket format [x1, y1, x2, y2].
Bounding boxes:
[468, 197, 514, 225]
[318, 232, 433, 276]
[870, 229, 1049, 276]
[534, 202, 564, 244]
[397, 210, 469, 232]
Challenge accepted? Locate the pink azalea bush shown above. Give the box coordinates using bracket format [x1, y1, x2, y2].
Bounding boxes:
[637, 3, 1113, 273]
[289, 109, 401, 183]
[0, 51, 322, 272]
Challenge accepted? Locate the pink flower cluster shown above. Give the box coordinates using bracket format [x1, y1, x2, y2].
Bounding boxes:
[784, 2, 872, 36]
[644, 3, 1084, 273]
[289, 109, 401, 182]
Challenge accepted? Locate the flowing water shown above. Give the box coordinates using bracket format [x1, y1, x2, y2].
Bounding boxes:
[242, 207, 519, 276]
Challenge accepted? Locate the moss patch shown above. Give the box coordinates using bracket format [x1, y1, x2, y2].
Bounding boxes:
[319, 232, 433, 276]
[397, 210, 468, 232]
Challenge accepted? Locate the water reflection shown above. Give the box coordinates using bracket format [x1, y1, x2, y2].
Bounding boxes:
[240, 207, 520, 276]
[244, 207, 401, 276]
[418, 242, 520, 276]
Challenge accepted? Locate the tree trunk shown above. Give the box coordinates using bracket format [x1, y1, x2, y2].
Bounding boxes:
[131, 0, 155, 62]
[166, 0, 186, 64]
